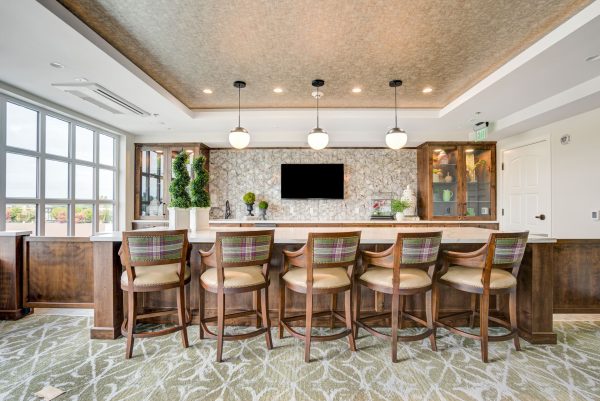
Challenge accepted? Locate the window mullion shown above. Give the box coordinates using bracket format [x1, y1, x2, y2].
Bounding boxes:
[0, 98, 6, 231]
[38, 111, 45, 236]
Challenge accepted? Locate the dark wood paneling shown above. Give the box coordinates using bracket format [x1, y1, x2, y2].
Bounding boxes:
[553, 239, 600, 313]
[24, 237, 94, 308]
[0, 235, 30, 319]
[91, 241, 123, 339]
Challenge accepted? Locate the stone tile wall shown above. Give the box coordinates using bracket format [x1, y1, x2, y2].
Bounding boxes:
[209, 148, 417, 220]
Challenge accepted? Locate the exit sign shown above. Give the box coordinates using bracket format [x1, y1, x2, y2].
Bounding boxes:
[475, 126, 488, 141]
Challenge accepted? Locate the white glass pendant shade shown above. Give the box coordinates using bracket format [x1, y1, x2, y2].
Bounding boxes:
[385, 127, 408, 150]
[307, 127, 329, 150]
[229, 126, 250, 149]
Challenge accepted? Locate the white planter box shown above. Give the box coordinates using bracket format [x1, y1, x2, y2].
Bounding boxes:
[395, 212, 405, 221]
[190, 207, 210, 231]
[168, 207, 190, 230]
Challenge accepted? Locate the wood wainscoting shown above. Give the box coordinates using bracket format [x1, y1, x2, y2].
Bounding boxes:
[24, 237, 94, 309]
[553, 239, 600, 314]
[0, 233, 30, 319]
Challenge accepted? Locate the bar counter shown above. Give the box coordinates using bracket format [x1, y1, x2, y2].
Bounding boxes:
[90, 226, 557, 344]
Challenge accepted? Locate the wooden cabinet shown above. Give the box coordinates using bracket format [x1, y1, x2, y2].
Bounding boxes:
[134, 143, 209, 220]
[417, 142, 496, 221]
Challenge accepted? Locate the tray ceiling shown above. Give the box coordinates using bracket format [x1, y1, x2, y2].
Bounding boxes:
[57, 0, 590, 110]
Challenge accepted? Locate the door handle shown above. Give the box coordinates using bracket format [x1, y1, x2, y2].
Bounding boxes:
[535, 214, 546, 220]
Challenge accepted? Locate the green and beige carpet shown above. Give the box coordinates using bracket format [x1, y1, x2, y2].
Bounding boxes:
[0, 315, 599, 400]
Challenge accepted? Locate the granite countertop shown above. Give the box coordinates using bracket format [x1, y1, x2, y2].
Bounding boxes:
[210, 219, 499, 224]
[91, 226, 554, 244]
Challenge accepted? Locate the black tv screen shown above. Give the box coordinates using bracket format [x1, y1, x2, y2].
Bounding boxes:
[281, 164, 344, 199]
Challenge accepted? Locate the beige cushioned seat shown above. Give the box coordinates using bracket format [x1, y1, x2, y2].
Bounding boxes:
[360, 267, 431, 289]
[283, 267, 350, 289]
[441, 266, 516, 289]
[121, 263, 190, 287]
[201, 266, 265, 288]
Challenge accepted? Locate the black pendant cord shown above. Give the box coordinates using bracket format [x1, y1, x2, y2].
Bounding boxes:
[316, 89, 320, 128]
[394, 85, 398, 128]
[238, 86, 241, 127]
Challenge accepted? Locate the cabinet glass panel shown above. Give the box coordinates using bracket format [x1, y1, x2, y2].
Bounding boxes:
[140, 149, 164, 217]
[432, 147, 459, 217]
[464, 147, 492, 217]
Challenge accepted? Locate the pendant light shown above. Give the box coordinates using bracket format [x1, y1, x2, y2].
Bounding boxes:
[385, 79, 408, 150]
[229, 81, 250, 149]
[307, 79, 329, 150]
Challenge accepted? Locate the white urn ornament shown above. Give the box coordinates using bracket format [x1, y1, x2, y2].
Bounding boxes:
[401, 185, 417, 217]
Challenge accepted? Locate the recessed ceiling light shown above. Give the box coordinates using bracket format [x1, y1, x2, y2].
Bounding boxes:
[273, 87, 283, 93]
[203, 89, 213, 94]
[422, 87, 433, 93]
[74, 77, 88, 82]
[352, 87, 362, 93]
[50, 62, 64, 69]
[585, 54, 600, 62]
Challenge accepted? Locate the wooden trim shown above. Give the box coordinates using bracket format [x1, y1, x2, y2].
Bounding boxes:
[25, 302, 93, 308]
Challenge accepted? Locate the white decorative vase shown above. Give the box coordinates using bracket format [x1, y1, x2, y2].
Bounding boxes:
[395, 212, 405, 221]
[168, 207, 190, 230]
[401, 185, 417, 216]
[190, 207, 210, 231]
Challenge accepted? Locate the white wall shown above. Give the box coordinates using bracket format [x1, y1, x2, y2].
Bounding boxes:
[498, 107, 600, 239]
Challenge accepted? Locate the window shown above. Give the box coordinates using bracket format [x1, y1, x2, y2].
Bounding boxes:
[1, 96, 120, 236]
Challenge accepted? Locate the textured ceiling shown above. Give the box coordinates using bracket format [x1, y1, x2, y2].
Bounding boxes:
[57, 0, 591, 109]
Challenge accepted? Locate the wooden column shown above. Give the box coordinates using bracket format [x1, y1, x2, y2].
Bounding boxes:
[0, 232, 31, 320]
[91, 241, 123, 339]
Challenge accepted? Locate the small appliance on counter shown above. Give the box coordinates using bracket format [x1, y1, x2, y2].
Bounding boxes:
[370, 192, 394, 220]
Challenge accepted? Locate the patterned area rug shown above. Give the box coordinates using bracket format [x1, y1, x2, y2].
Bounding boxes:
[1, 315, 599, 401]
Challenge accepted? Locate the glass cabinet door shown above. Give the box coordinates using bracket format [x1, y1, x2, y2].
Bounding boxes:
[139, 148, 165, 217]
[462, 146, 493, 218]
[431, 146, 459, 217]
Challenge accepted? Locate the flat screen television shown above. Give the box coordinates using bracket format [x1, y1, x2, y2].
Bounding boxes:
[281, 164, 344, 199]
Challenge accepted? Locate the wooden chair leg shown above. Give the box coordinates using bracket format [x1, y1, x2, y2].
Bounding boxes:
[353, 283, 362, 338]
[177, 285, 189, 348]
[254, 291, 261, 329]
[432, 284, 439, 328]
[261, 286, 273, 350]
[425, 289, 437, 352]
[330, 293, 337, 329]
[345, 289, 356, 352]
[480, 292, 490, 363]
[469, 293, 477, 328]
[198, 282, 205, 340]
[304, 291, 313, 363]
[216, 291, 225, 362]
[125, 291, 137, 359]
[398, 295, 405, 329]
[509, 290, 521, 351]
[278, 283, 285, 339]
[391, 291, 400, 363]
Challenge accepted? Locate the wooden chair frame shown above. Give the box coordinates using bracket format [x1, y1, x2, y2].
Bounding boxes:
[279, 231, 361, 362]
[434, 231, 529, 362]
[119, 229, 192, 359]
[354, 231, 442, 362]
[199, 230, 275, 362]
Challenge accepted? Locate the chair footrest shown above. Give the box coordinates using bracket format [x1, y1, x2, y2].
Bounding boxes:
[356, 319, 432, 342]
[280, 321, 352, 342]
[201, 324, 268, 341]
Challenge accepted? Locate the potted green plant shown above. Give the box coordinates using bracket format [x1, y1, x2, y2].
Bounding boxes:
[258, 200, 268, 220]
[243, 192, 256, 216]
[168, 150, 191, 229]
[391, 199, 410, 221]
[190, 155, 210, 230]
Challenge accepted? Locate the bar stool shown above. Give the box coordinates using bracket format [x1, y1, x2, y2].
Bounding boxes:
[355, 231, 442, 362]
[119, 229, 191, 359]
[279, 231, 361, 362]
[435, 231, 528, 362]
[199, 230, 275, 362]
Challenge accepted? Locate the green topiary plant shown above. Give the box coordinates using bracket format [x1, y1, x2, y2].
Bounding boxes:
[190, 155, 210, 208]
[169, 150, 191, 208]
[243, 192, 256, 205]
[391, 199, 410, 214]
[258, 200, 268, 210]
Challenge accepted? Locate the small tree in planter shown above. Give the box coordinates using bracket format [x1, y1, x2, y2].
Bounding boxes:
[391, 199, 410, 221]
[168, 151, 191, 229]
[243, 192, 256, 216]
[258, 200, 268, 220]
[190, 155, 210, 230]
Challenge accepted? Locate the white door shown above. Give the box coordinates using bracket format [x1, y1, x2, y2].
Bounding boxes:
[502, 141, 551, 236]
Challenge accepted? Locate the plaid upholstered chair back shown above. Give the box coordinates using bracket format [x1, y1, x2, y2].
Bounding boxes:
[216, 230, 275, 268]
[308, 231, 361, 268]
[397, 231, 443, 268]
[488, 232, 529, 268]
[121, 230, 188, 267]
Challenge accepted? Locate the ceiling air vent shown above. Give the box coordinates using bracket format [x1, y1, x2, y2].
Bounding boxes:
[52, 83, 150, 116]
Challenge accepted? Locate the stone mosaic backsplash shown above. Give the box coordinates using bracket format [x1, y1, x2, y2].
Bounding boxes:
[208, 148, 417, 220]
